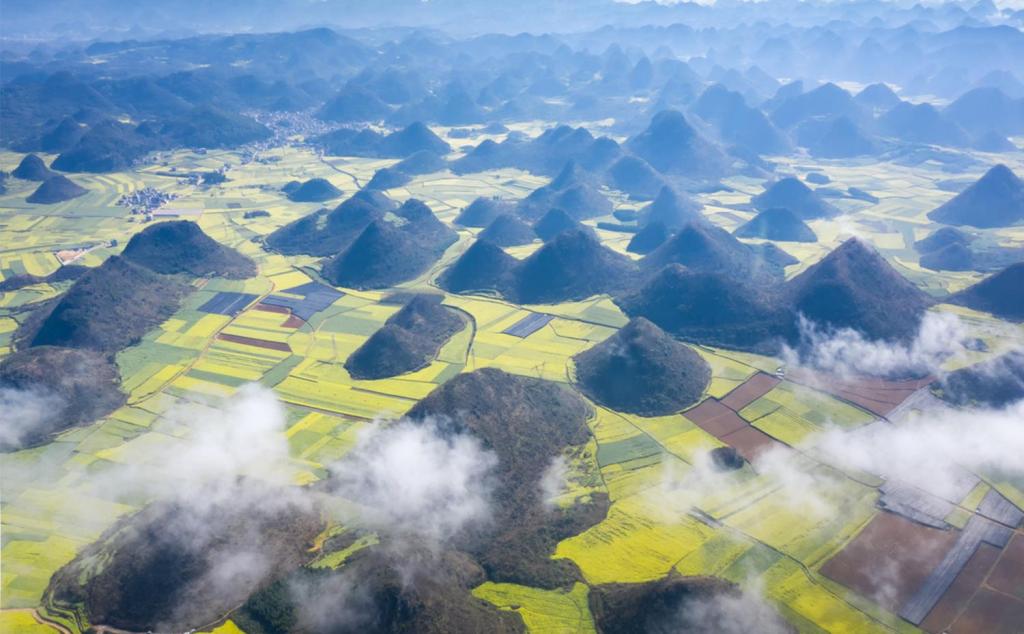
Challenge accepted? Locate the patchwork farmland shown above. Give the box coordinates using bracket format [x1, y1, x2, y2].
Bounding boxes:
[2, 91, 1024, 634]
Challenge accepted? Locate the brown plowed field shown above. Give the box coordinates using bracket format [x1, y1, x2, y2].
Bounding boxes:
[949, 587, 1024, 634]
[217, 333, 292, 352]
[720, 372, 781, 411]
[986, 532, 1024, 600]
[788, 369, 934, 416]
[683, 399, 749, 437]
[254, 302, 291, 314]
[719, 425, 779, 462]
[821, 511, 958, 611]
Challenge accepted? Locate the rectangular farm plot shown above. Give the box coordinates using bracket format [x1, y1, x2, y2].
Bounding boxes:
[684, 399, 749, 437]
[628, 414, 712, 465]
[992, 481, 1024, 514]
[170, 374, 234, 398]
[183, 313, 231, 338]
[919, 543, 1003, 634]
[987, 532, 1024, 600]
[223, 309, 299, 343]
[821, 511, 959, 612]
[590, 407, 648, 445]
[217, 332, 292, 353]
[554, 497, 717, 585]
[254, 303, 307, 330]
[977, 488, 1024, 528]
[547, 319, 615, 342]
[901, 515, 1015, 626]
[445, 296, 521, 330]
[878, 481, 957, 529]
[719, 470, 878, 565]
[718, 426, 779, 463]
[1, 534, 84, 608]
[483, 308, 536, 334]
[501, 312, 553, 337]
[199, 339, 292, 380]
[720, 372, 781, 411]
[318, 309, 394, 337]
[696, 350, 761, 395]
[255, 302, 291, 315]
[660, 428, 727, 464]
[788, 369, 934, 417]
[751, 381, 875, 429]
[198, 291, 259, 316]
[945, 587, 1024, 634]
[266, 273, 314, 293]
[758, 557, 890, 634]
[683, 396, 791, 463]
[597, 433, 664, 468]
[261, 282, 345, 321]
[274, 364, 415, 419]
[750, 408, 821, 447]
[673, 531, 759, 579]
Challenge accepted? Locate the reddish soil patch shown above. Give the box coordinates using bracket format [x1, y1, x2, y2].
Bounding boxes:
[720, 372, 781, 411]
[683, 399, 748, 437]
[987, 532, 1024, 600]
[950, 587, 1024, 634]
[821, 511, 959, 611]
[254, 302, 291, 314]
[218, 333, 292, 353]
[788, 369, 934, 417]
[919, 543, 1002, 633]
[281, 314, 306, 329]
[831, 389, 910, 416]
[719, 425, 780, 462]
[684, 397, 786, 463]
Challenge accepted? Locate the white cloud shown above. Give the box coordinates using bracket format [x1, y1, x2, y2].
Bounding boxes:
[652, 444, 842, 524]
[540, 454, 569, 507]
[111, 383, 295, 506]
[675, 577, 791, 634]
[289, 570, 372, 632]
[0, 386, 62, 449]
[785, 311, 970, 378]
[812, 400, 1024, 501]
[650, 382, 1024, 526]
[753, 446, 840, 519]
[330, 419, 496, 548]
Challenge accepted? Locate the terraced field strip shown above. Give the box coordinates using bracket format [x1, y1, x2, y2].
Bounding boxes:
[215, 332, 292, 352]
[125, 282, 283, 404]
